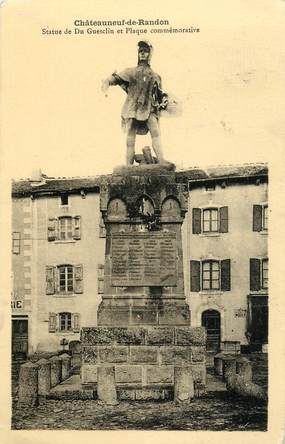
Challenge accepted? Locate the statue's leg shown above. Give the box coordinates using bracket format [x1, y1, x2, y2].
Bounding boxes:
[147, 114, 164, 163]
[126, 119, 136, 165]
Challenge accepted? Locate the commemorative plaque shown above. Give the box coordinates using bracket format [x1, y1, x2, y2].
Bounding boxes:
[111, 232, 178, 286]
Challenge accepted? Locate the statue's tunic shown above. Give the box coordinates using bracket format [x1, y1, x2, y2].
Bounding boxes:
[114, 64, 162, 135]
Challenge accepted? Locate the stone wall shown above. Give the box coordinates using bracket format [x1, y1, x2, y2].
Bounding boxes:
[81, 326, 206, 400]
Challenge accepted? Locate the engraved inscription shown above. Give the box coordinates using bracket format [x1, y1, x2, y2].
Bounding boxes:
[111, 232, 177, 286]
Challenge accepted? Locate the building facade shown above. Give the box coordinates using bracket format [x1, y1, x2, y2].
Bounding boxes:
[11, 164, 268, 356]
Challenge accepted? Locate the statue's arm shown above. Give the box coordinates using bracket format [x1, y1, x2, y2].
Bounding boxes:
[101, 72, 128, 95]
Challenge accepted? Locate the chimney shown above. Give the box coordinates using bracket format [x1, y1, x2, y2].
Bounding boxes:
[30, 168, 46, 186]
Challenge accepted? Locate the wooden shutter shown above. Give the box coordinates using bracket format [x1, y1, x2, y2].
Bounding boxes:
[250, 258, 261, 291]
[46, 266, 55, 294]
[73, 216, 81, 240]
[253, 205, 262, 232]
[190, 260, 200, 292]
[47, 218, 58, 241]
[48, 312, 57, 332]
[192, 208, 201, 234]
[74, 264, 83, 294]
[221, 259, 231, 291]
[72, 313, 80, 333]
[219, 207, 228, 233]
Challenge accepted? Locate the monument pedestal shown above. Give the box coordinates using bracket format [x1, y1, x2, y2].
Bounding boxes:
[81, 167, 206, 399]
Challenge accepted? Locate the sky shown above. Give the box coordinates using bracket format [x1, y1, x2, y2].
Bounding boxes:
[1, 0, 285, 180]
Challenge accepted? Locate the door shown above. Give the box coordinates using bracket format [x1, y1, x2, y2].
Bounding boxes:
[202, 309, 221, 351]
[248, 296, 268, 348]
[12, 317, 28, 359]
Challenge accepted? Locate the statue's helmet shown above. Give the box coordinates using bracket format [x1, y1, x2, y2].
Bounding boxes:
[137, 40, 153, 63]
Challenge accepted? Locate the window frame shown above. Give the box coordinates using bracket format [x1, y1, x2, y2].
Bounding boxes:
[202, 208, 219, 233]
[261, 258, 268, 290]
[262, 205, 268, 231]
[58, 216, 73, 241]
[58, 312, 72, 332]
[58, 264, 74, 294]
[202, 260, 221, 290]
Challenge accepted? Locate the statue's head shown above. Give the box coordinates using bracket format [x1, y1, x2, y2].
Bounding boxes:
[137, 40, 153, 65]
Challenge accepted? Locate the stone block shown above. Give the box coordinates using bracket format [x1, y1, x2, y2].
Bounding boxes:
[227, 374, 267, 401]
[146, 327, 174, 345]
[222, 356, 237, 382]
[82, 346, 98, 364]
[118, 388, 136, 401]
[190, 346, 206, 363]
[191, 363, 207, 385]
[18, 362, 38, 407]
[98, 346, 128, 363]
[214, 353, 225, 376]
[160, 346, 190, 364]
[50, 356, 62, 387]
[135, 388, 164, 401]
[81, 327, 145, 345]
[36, 358, 51, 396]
[175, 327, 206, 346]
[98, 308, 130, 326]
[236, 357, 252, 382]
[129, 346, 158, 364]
[115, 365, 142, 383]
[158, 305, 190, 325]
[97, 366, 118, 405]
[174, 366, 194, 403]
[146, 366, 173, 384]
[131, 308, 158, 325]
[81, 364, 97, 383]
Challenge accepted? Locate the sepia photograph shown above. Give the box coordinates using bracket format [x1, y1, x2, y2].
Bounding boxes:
[1, 0, 285, 442]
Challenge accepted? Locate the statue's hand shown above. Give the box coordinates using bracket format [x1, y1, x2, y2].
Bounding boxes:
[101, 79, 109, 97]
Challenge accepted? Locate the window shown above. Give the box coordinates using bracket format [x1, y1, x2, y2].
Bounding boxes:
[59, 217, 73, 240]
[202, 260, 220, 290]
[203, 209, 219, 233]
[60, 193, 69, 206]
[192, 207, 228, 234]
[59, 312, 72, 331]
[46, 264, 83, 295]
[250, 258, 269, 291]
[253, 204, 268, 232]
[59, 265, 74, 292]
[190, 259, 231, 292]
[98, 264, 104, 294]
[12, 232, 21, 254]
[48, 312, 80, 333]
[48, 216, 81, 241]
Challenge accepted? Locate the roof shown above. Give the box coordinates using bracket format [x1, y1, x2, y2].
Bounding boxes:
[12, 163, 268, 197]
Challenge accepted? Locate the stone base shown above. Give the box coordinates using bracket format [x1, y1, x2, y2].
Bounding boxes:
[97, 301, 191, 326]
[113, 162, 176, 176]
[81, 326, 207, 399]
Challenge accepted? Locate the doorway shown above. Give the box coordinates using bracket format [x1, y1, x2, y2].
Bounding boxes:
[201, 309, 221, 352]
[12, 316, 28, 360]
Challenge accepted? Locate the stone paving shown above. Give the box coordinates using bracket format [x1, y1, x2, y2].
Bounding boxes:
[11, 353, 267, 431]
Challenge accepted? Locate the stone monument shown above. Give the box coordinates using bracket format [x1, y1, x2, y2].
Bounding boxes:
[81, 41, 206, 401]
[81, 160, 206, 401]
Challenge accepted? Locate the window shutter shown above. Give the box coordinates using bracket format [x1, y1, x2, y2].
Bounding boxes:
[221, 259, 231, 291]
[253, 205, 262, 232]
[190, 260, 200, 292]
[250, 258, 261, 291]
[192, 208, 201, 234]
[219, 207, 228, 233]
[46, 266, 55, 294]
[74, 264, 83, 294]
[48, 312, 57, 332]
[72, 313, 80, 333]
[73, 216, 81, 240]
[47, 218, 58, 241]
